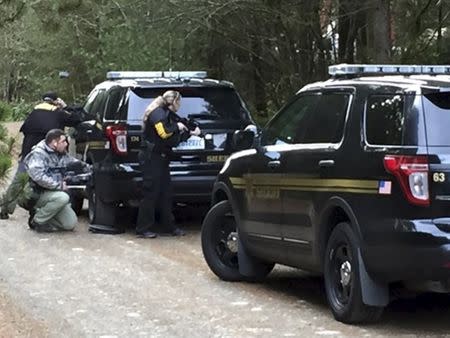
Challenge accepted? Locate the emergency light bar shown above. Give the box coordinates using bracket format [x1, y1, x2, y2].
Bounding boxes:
[106, 71, 207, 80]
[329, 64, 450, 77]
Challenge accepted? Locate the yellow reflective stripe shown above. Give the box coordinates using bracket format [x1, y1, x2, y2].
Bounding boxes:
[34, 102, 57, 111]
[154, 122, 173, 139]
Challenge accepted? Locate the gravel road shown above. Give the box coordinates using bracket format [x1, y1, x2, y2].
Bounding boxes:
[1, 122, 450, 337]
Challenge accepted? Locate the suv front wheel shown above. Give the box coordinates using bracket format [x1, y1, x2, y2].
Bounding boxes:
[324, 222, 384, 324]
[201, 200, 273, 281]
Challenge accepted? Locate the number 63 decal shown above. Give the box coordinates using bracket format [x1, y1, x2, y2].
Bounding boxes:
[433, 172, 446, 182]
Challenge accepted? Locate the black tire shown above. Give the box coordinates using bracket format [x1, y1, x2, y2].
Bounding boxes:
[324, 222, 384, 324]
[88, 186, 115, 226]
[201, 200, 273, 281]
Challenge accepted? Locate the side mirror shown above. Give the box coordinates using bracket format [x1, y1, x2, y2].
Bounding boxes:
[232, 129, 255, 151]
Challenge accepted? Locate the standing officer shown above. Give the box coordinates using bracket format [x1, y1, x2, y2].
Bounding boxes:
[0, 92, 81, 219]
[136, 90, 201, 238]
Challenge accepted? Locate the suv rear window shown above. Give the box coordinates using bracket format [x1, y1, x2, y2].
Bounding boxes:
[125, 87, 246, 124]
[423, 92, 450, 146]
[365, 94, 425, 146]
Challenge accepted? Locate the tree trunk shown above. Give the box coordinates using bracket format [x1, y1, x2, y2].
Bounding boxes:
[372, 0, 391, 62]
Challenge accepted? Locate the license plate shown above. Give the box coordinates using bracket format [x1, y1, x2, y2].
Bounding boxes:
[207, 155, 228, 162]
[175, 136, 205, 150]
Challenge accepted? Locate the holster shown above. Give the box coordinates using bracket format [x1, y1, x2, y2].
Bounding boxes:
[138, 141, 155, 165]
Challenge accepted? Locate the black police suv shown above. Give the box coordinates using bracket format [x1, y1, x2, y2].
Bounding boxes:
[71, 71, 254, 231]
[201, 64, 450, 324]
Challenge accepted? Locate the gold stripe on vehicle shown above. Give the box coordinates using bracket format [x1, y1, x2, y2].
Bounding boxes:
[229, 175, 379, 194]
[230, 177, 246, 185]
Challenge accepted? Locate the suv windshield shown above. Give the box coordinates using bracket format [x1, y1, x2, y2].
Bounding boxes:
[423, 92, 450, 146]
[124, 87, 245, 124]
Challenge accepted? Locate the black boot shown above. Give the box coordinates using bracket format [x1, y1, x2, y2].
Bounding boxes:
[0, 211, 9, 220]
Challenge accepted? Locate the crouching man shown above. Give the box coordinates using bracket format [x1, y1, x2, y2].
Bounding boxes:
[24, 129, 90, 232]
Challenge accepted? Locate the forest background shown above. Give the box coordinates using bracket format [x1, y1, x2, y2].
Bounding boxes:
[0, 0, 449, 175]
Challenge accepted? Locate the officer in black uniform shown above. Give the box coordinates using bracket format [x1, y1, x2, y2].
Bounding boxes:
[136, 90, 201, 238]
[0, 91, 82, 219]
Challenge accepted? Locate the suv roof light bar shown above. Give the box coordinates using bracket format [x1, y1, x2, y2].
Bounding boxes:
[107, 71, 163, 79]
[106, 71, 207, 80]
[329, 64, 450, 77]
[163, 71, 207, 79]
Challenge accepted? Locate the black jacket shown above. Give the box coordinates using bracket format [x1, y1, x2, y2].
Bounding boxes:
[19, 102, 81, 159]
[143, 106, 185, 155]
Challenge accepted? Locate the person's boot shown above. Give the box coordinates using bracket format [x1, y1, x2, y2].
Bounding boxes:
[31, 221, 56, 233]
[28, 210, 36, 229]
[0, 211, 9, 220]
[172, 228, 186, 236]
[136, 230, 157, 238]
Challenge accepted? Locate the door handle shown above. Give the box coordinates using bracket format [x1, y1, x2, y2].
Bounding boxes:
[267, 160, 281, 169]
[319, 159, 335, 167]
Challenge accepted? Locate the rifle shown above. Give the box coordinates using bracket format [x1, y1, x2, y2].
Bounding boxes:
[50, 162, 92, 189]
[170, 112, 200, 134]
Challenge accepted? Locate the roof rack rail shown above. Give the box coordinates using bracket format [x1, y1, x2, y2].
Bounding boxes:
[106, 71, 207, 80]
[329, 64, 450, 77]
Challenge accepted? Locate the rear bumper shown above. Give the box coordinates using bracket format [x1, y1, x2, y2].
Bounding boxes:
[94, 167, 216, 205]
[362, 219, 450, 283]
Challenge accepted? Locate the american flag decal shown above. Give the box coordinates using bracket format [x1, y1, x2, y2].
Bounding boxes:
[378, 180, 392, 195]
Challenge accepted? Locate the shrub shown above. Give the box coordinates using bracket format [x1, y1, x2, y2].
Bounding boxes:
[0, 153, 12, 180]
[0, 101, 13, 121]
[0, 124, 7, 142]
[11, 100, 33, 121]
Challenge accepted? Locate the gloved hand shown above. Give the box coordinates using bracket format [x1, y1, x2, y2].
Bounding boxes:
[55, 98, 67, 109]
[190, 126, 201, 136]
[177, 122, 188, 132]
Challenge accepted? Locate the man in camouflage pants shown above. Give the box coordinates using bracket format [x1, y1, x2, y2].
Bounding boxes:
[24, 129, 89, 232]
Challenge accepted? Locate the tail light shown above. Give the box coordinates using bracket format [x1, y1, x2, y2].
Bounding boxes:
[105, 125, 127, 156]
[383, 155, 429, 206]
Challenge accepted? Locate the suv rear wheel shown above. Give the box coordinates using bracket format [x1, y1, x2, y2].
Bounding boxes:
[201, 200, 273, 281]
[324, 222, 384, 324]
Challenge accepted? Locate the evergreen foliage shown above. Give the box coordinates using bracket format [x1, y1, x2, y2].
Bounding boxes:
[0, 0, 448, 119]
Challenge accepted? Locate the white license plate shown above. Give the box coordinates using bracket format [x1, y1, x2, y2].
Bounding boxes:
[175, 136, 205, 150]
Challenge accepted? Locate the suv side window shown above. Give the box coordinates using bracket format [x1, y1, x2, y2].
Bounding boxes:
[263, 92, 350, 145]
[366, 94, 405, 145]
[300, 92, 350, 143]
[88, 89, 107, 121]
[104, 87, 126, 120]
[263, 94, 320, 145]
[366, 94, 425, 146]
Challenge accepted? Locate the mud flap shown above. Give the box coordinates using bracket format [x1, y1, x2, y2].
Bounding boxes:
[358, 250, 389, 306]
[237, 234, 267, 277]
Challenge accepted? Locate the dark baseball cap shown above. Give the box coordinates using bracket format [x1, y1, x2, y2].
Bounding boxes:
[42, 91, 58, 102]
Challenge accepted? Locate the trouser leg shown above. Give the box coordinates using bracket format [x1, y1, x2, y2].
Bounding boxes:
[47, 204, 77, 231]
[157, 159, 175, 232]
[1, 161, 26, 214]
[136, 158, 160, 234]
[33, 191, 71, 225]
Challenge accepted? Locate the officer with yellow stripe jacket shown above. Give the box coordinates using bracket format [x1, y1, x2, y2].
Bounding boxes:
[136, 90, 201, 238]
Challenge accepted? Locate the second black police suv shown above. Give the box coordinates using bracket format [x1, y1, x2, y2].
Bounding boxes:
[201, 64, 450, 324]
[70, 71, 254, 233]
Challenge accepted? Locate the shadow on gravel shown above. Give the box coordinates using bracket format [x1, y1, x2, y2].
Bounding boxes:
[257, 268, 450, 332]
